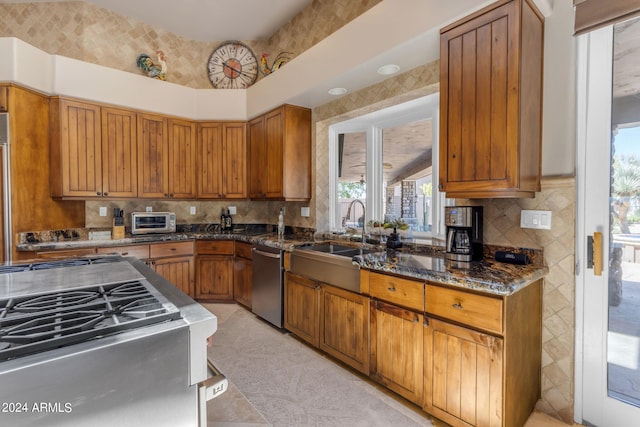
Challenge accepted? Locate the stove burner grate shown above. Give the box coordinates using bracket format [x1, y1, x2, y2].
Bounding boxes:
[0, 280, 181, 361]
[0, 256, 123, 274]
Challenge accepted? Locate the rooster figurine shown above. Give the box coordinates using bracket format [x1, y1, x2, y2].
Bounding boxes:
[259, 52, 291, 76]
[136, 50, 167, 80]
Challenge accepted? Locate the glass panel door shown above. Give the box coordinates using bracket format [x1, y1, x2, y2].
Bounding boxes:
[579, 16, 640, 426]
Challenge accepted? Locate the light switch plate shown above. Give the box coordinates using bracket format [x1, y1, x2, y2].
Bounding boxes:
[228, 206, 236, 215]
[301, 207, 310, 217]
[99, 207, 107, 217]
[190, 206, 196, 215]
[520, 210, 552, 230]
[146, 206, 153, 212]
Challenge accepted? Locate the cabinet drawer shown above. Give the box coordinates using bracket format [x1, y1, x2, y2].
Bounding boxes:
[150, 241, 194, 258]
[234, 242, 252, 259]
[36, 248, 97, 259]
[425, 285, 503, 334]
[196, 240, 233, 255]
[368, 272, 424, 312]
[96, 244, 150, 259]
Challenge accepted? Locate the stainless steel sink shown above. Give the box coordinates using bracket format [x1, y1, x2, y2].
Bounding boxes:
[290, 244, 376, 293]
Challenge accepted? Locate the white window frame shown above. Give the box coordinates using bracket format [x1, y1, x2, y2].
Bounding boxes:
[328, 93, 448, 239]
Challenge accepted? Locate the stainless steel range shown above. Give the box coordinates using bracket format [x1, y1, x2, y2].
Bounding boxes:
[0, 256, 225, 427]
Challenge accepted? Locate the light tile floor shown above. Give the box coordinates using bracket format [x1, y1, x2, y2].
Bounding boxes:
[204, 303, 581, 427]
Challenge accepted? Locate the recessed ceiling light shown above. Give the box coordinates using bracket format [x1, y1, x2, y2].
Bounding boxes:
[377, 64, 400, 75]
[328, 87, 347, 96]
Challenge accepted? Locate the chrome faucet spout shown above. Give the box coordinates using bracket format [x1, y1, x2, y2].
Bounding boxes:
[345, 199, 366, 246]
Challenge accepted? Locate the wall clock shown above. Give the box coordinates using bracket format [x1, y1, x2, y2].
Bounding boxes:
[207, 41, 258, 89]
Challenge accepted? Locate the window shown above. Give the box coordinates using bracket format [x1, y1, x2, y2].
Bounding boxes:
[329, 94, 448, 239]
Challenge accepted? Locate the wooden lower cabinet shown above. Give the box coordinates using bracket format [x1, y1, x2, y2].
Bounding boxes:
[233, 242, 252, 308]
[284, 272, 321, 347]
[146, 241, 195, 298]
[424, 318, 503, 427]
[195, 240, 234, 301]
[151, 256, 194, 297]
[320, 285, 370, 375]
[370, 300, 424, 405]
[196, 255, 233, 301]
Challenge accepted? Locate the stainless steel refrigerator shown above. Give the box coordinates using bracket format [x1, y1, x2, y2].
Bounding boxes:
[0, 113, 11, 262]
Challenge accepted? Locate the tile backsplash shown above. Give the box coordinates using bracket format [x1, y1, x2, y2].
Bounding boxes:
[85, 200, 314, 229]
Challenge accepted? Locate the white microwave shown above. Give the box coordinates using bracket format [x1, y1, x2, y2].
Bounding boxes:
[131, 212, 176, 235]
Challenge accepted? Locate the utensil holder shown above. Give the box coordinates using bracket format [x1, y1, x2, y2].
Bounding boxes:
[112, 223, 125, 240]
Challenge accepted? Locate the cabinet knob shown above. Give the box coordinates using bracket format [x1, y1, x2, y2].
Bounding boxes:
[96, 192, 102, 196]
[452, 302, 463, 310]
[103, 192, 108, 196]
[452, 154, 456, 159]
[164, 193, 169, 197]
[387, 286, 396, 292]
[169, 194, 174, 198]
[438, 183, 443, 190]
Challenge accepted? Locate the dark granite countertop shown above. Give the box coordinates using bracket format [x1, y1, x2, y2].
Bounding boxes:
[354, 250, 548, 296]
[16, 230, 312, 253]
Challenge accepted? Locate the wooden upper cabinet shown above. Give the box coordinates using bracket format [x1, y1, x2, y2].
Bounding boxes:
[197, 121, 247, 199]
[168, 118, 197, 199]
[248, 104, 311, 201]
[101, 107, 137, 198]
[137, 113, 168, 198]
[50, 98, 103, 198]
[439, 0, 543, 198]
[0, 86, 8, 112]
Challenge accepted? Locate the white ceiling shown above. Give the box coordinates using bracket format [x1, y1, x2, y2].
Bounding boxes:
[1, 0, 313, 41]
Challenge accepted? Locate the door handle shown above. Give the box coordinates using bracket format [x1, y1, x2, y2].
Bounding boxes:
[587, 231, 603, 276]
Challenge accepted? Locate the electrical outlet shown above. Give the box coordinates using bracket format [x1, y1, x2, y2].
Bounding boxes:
[99, 207, 107, 217]
[190, 206, 196, 215]
[301, 207, 310, 217]
[520, 210, 552, 230]
[228, 206, 236, 215]
[146, 206, 153, 212]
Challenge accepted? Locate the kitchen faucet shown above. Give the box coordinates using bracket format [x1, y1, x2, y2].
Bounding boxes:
[345, 199, 366, 246]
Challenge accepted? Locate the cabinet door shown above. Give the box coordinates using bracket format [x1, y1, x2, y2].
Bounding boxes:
[152, 255, 194, 297]
[320, 285, 370, 375]
[439, 1, 519, 193]
[58, 100, 103, 197]
[233, 256, 252, 308]
[197, 122, 225, 198]
[424, 317, 503, 427]
[284, 272, 320, 347]
[0, 86, 7, 112]
[195, 255, 233, 301]
[248, 116, 266, 198]
[198, 122, 246, 199]
[264, 108, 284, 198]
[137, 113, 168, 198]
[168, 119, 196, 199]
[370, 300, 423, 405]
[223, 122, 247, 198]
[101, 107, 137, 198]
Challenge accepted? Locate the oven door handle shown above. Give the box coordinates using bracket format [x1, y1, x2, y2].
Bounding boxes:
[199, 360, 229, 426]
[252, 248, 281, 259]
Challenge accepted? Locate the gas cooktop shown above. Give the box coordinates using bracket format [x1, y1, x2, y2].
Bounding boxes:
[0, 256, 182, 361]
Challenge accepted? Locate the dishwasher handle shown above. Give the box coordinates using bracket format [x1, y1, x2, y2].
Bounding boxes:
[252, 248, 281, 259]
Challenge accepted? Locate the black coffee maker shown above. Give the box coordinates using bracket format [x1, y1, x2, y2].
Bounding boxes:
[445, 206, 483, 262]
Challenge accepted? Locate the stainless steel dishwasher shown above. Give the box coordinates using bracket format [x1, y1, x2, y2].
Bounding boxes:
[251, 244, 284, 328]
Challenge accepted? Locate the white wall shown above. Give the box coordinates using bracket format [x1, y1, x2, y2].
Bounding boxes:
[541, 0, 577, 176]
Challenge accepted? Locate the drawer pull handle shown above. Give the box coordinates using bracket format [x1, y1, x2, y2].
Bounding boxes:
[452, 302, 463, 310]
[388, 286, 396, 292]
[122, 252, 128, 256]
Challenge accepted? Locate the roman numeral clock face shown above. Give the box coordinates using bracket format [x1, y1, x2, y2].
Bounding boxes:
[208, 41, 258, 89]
